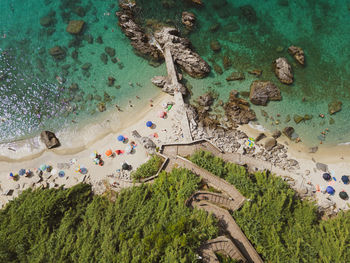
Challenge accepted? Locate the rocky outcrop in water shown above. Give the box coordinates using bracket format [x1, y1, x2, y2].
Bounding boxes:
[49, 46, 66, 60]
[181, 12, 196, 29]
[273, 57, 293, 84]
[288, 46, 305, 65]
[283, 126, 295, 139]
[66, 20, 85, 34]
[223, 90, 256, 124]
[116, 2, 162, 61]
[40, 131, 60, 149]
[151, 76, 187, 95]
[154, 27, 210, 78]
[328, 100, 342, 115]
[249, 80, 281, 106]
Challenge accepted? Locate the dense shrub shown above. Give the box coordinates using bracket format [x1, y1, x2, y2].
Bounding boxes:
[191, 150, 350, 262]
[131, 155, 164, 180]
[0, 168, 218, 262]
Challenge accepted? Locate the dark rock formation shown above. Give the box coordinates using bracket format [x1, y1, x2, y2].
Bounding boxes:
[154, 27, 210, 78]
[249, 80, 281, 106]
[283, 126, 295, 139]
[40, 16, 55, 27]
[210, 40, 221, 52]
[226, 72, 245, 81]
[272, 130, 282, 139]
[181, 12, 196, 29]
[151, 76, 187, 95]
[223, 90, 256, 124]
[273, 57, 293, 84]
[105, 47, 116, 57]
[265, 138, 277, 150]
[116, 3, 162, 61]
[294, 114, 304, 124]
[49, 46, 66, 60]
[108, 76, 115, 87]
[40, 131, 60, 149]
[288, 46, 305, 65]
[197, 92, 214, 107]
[248, 69, 262, 77]
[66, 20, 85, 34]
[100, 53, 108, 64]
[255, 132, 266, 142]
[328, 100, 342, 115]
[316, 162, 328, 172]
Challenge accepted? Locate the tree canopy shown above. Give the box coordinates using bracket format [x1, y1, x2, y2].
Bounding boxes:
[0, 168, 217, 263]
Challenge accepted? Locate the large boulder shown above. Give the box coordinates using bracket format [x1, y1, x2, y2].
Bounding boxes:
[273, 57, 293, 84]
[283, 126, 295, 139]
[181, 12, 196, 29]
[249, 80, 281, 106]
[40, 131, 60, 149]
[288, 46, 305, 65]
[328, 100, 342, 115]
[226, 72, 245, 81]
[197, 92, 214, 107]
[154, 27, 210, 78]
[49, 46, 66, 60]
[264, 138, 277, 151]
[66, 20, 85, 34]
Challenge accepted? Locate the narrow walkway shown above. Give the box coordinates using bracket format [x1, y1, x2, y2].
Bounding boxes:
[192, 200, 263, 263]
[186, 191, 241, 211]
[200, 236, 247, 263]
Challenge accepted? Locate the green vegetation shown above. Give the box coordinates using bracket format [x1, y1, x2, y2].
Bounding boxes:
[131, 154, 164, 180]
[0, 168, 217, 262]
[190, 150, 350, 263]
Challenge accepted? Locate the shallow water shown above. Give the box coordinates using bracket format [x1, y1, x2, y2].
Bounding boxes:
[138, 0, 350, 146]
[0, 0, 165, 144]
[1, 0, 350, 147]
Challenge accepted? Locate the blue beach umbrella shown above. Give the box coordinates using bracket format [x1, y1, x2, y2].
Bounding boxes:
[80, 167, 88, 175]
[341, 175, 349, 184]
[58, 171, 65, 178]
[326, 186, 335, 195]
[117, 135, 125, 142]
[19, 169, 26, 176]
[146, 121, 153, 128]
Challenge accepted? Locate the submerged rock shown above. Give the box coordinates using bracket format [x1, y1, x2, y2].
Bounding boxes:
[212, 63, 223, 75]
[288, 46, 305, 65]
[226, 72, 245, 81]
[294, 114, 304, 124]
[222, 55, 232, 70]
[197, 92, 214, 107]
[105, 47, 116, 57]
[328, 100, 342, 115]
[97, 102, 106, 112]
[40, 131, 60, 149]
[49, 46, 66, 60]
[210, 40, 221, 52]
[100, 53, 108, 64]
[40, 16, 55, 27]
[273, 57, 293, 84]
[66, 20, 85, 34]
[248, 69, 262, 77]
[81, 63, 92, 70]
[249, 80, 281, 106]
[108, 76, 115, 87]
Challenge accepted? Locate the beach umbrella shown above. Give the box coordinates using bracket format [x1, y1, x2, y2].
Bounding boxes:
[146, 121, 153, 128]
[93, 158, 100, 164]
[323, 173, 331, 181]
[159, 111, 166, 118]
[9, 172, 14, 177]
[341, 175, 349, 184]
[117, 135, 125, 142]
[105, 149, 113, 157]
[80, 167, 88, 175]
[58, 171, 65, 178]
[326, 186, 335, 195]
[167, 104, 173, 111]
[125, 145, 132, 154]
[18, 169, 26, 176]
[122, 163, 129, 170]
[245, 137, 255, 148]
[25, 169, 32, 176]
[339, 191, 349, 200]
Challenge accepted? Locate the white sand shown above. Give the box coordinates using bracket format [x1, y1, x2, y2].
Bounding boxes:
[0, 92, 188, 207]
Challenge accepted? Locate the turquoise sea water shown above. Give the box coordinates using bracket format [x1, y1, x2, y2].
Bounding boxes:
[1, 0, 350, 146]
[0, 0, 165, 144]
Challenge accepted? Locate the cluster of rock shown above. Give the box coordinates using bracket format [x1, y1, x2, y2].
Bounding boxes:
[249, 80, 281, 106]
[181, 12, 196, 29]
[154, 27, 210, 78]
[116, 1, 162, 61]
[288, 46, 305, 65]
[151, 75, 187, 95]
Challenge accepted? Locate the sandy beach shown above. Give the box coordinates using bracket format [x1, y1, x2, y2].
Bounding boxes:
[0, 92, 190, 207]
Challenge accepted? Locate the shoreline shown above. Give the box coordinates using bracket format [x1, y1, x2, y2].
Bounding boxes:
[0, 91, 166, 162]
